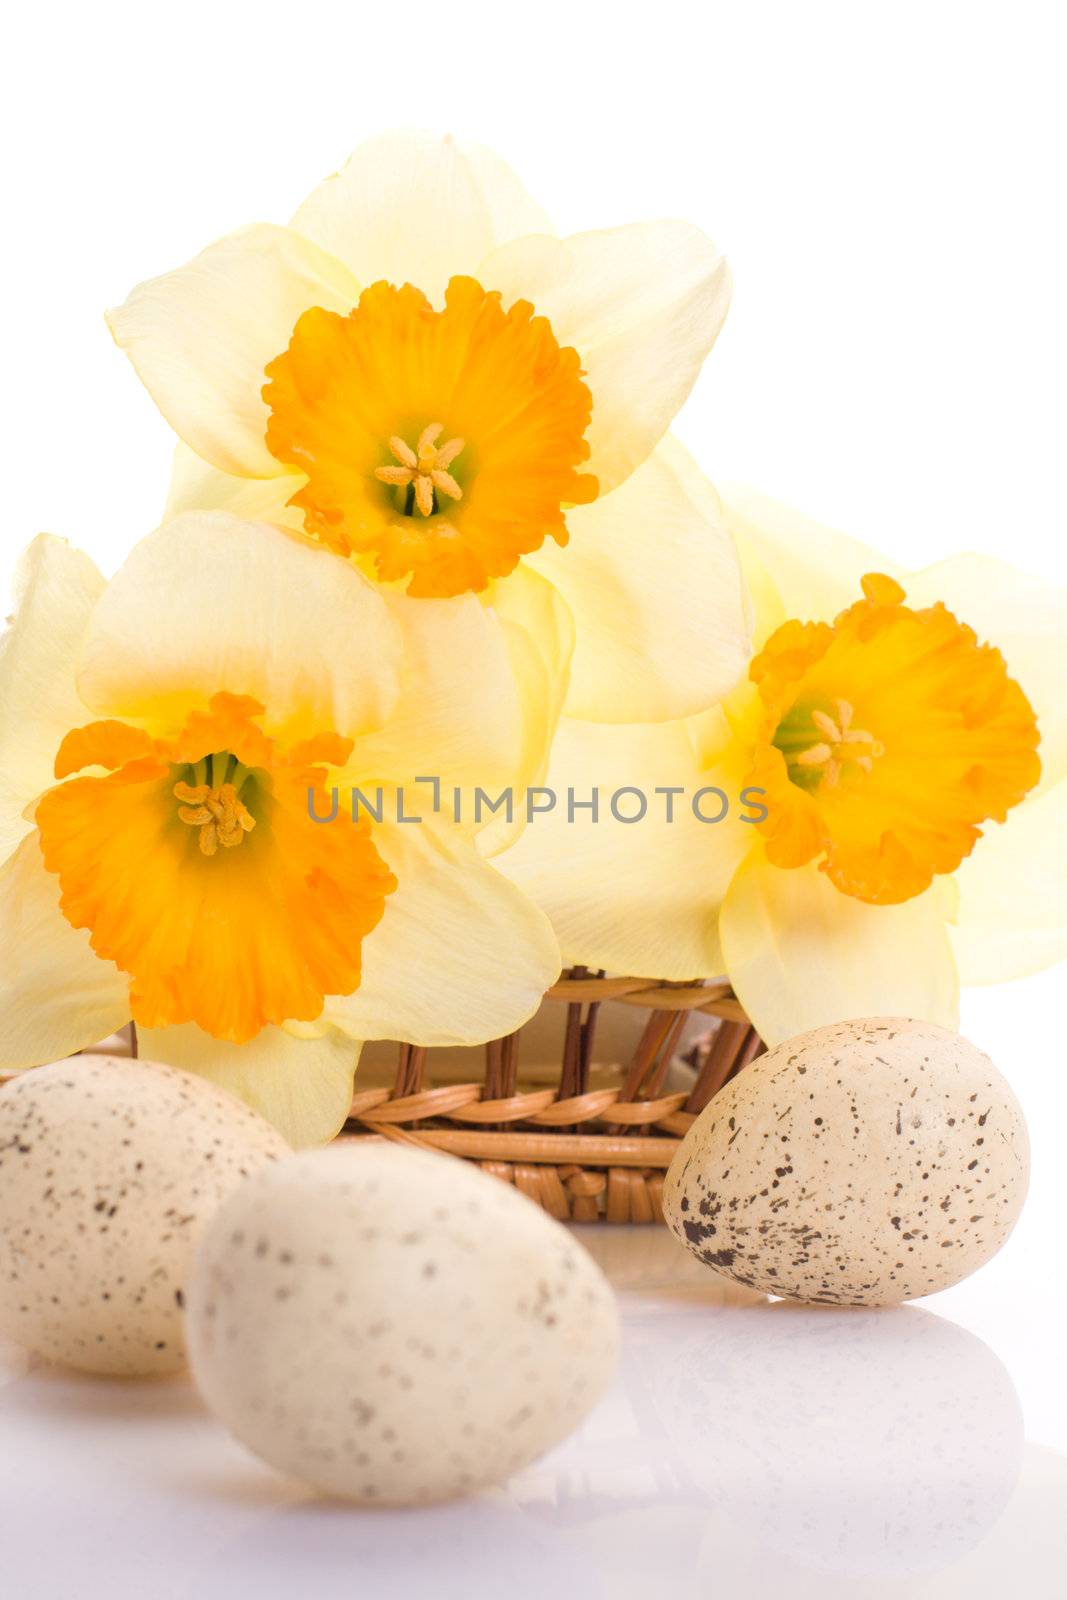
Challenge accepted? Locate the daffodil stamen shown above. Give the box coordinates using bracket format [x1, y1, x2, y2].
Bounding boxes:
[174, 776, 256, 857]
[794, 698, 884, 789]
[373, 422, 465, 520]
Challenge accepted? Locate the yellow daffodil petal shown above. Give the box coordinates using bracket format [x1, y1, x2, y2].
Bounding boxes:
[137, 1021, 359, 1148]
[107, 224, 360, 478]
[723, 487, 904, 630]
[726, 531, 789, 657]
[481, 222, 730, 495]
[291, 130, 552, 309]
[0, 536, 105, 857]
[321, 818, 560, 1045]
[906, 554, 1067, 793]
[165, 442, 306, 534]
[528, 437, 751, 722]
[479, 564, 575, 854]
[950, 777, 1067, 983]
[77, 513, 403, 742]
[349, 590, 527, 799]
[719, 851, 960, 1047]
[498, 715, 751, 978]
[0, 835, 129, 1069]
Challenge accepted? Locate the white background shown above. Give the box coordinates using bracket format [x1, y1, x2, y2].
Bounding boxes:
[2, 3, 1066, 1594]
[4, 1, 1065, 589]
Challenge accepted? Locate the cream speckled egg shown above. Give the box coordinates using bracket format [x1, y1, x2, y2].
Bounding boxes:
[0, 1056, 289, 1374]
[185, 1142, 620, 1503]
[663, 1017, 1029, 1305]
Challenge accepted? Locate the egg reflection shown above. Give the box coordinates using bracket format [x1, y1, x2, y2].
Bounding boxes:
[690, 1442, 1067, 1600]
[573, 1223, 766, 1308]
[630, 1299, 1023, 1580]
[568, 1227, 1022, 1572]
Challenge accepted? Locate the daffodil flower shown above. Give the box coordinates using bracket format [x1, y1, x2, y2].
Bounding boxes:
[0, 515, 560, 1143]
[107, 130, 750, 730]
[499, 490, 1067, 1045]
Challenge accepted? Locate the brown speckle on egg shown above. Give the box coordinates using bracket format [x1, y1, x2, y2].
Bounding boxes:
[184, 1142, 620, 1503]
[0, 1055, 289, 1375]
[663, 1018, 1029, 1306]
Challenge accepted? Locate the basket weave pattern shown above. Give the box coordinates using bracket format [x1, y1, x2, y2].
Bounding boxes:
[2, 974, 762, 1224]
[343, 972, 764, 1224]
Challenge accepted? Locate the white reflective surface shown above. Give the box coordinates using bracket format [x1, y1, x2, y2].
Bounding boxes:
[1, 1227, 1064, 1599]
[2, 977, 1066, 1599]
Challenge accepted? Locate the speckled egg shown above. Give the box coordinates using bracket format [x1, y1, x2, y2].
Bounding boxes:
[663, 1017, 1029, 1305]
[185, 1141, 621, 1503]
[0, 1056, 290, 1375]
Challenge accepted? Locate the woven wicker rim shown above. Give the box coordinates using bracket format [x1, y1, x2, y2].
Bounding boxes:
[345, 971, 763, 1224]
[0, 973, 762, 1224]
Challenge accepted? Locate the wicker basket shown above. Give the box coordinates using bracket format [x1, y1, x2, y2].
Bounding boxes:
[3, 972, 763, 1225]
[342, 971, 764, 1224]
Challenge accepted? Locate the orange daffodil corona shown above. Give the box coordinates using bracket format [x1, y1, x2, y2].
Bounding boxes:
[0, 517, 561, 1144]
[108, 130, 751, 730]
[499, 491, 1067, 1045]
[747, 569, 1039, 906]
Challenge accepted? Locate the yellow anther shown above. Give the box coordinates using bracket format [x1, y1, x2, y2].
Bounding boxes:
[174, 780, 255, 857]
[387, 435, 417, 469]
[176, 804, 214, 825]
[414, 473, 435, 518]
[374, 423, 465, 518]
[796, 742, 833, 769]
[795, 699, 883, 789]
